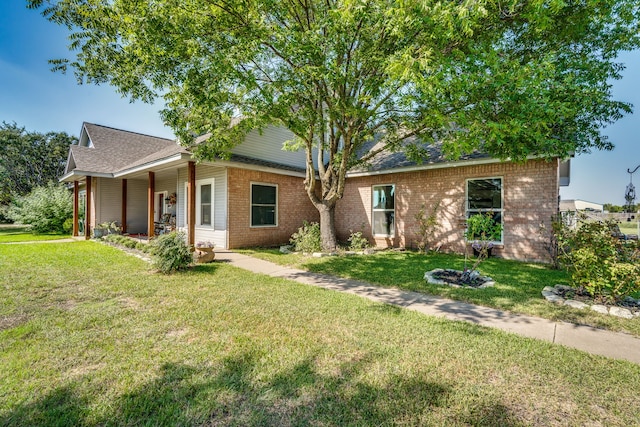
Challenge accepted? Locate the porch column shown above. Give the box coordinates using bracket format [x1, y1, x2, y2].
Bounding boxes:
[187, 161, 196, 246]
[121, 179, 127, 234]
[85, 176, 92, 239]
[72, 181, 79, 237]
[148, 172, 155, 238]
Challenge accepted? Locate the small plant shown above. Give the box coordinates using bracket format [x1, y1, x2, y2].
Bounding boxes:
[347, 230, 369, 251]
[94, 220, 121, 237]
[557, 216, 640, 303]
[538, 212, 574, 269]
[464, 212, 503, 275]
[413, 201, 441, 253]
[150, 231, 192, 274]
[195, 240, 215, 248]
[290, 221, 321, 253]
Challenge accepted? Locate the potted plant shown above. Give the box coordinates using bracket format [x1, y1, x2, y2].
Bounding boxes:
[194, 240, 215, 263]
[93, 221, 121, 238]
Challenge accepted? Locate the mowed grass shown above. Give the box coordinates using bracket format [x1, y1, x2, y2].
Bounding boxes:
[0, 225, 70, 243]
[239, 249, 640, 337]
[1, 242, 640, 426]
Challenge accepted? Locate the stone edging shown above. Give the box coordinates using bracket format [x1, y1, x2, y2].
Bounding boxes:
[424, 269, 495, 289]
[542, 285, 640, 319]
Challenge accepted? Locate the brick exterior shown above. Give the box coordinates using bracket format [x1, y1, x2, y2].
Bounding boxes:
[227, 167, 319, 248]
[335, 159, 560, 262]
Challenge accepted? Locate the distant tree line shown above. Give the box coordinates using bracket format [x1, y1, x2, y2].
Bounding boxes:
[603, 203, 638, 213]
[0, 122, 76, 225]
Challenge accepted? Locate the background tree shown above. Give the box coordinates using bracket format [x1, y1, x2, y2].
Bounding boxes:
[29, 0, 640, 250]
[0, 122, 76, 205]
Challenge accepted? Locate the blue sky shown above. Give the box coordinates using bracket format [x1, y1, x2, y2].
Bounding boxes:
[1, 2, 638, 206]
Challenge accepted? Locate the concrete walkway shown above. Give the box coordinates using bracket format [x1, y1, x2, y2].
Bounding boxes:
[216, 250, 640, 365]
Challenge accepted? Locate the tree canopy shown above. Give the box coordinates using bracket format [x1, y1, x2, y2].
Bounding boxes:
[0, 122, 76, 205]
[29, 0, 640, 249]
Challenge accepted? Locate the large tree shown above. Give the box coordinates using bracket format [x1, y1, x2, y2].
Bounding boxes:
[30, 0, 639, 249]
[0, 122, 76, 205]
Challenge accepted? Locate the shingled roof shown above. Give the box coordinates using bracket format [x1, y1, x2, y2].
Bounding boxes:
[349, 138, 490, 175]
[64, 123, 184, 175]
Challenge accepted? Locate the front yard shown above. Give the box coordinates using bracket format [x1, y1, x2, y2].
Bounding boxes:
[0, 224, 70, 243]
[1, 241, 640, 426]
[239, 249, 640, 337]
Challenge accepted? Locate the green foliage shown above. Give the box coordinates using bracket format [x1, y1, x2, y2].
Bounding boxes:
[29, 0, 640, 252]
[150, 232, 193, 274]
[7, 183, 73, 234]
[465, 212, 503, 271]
[0, 122, 76, 205]
[558, 217, 640, 303]
[538, 212, 574, 269]
[413, 202, 441, 253]
[290, 221, 322, 253]
[347, 230, 369, 251]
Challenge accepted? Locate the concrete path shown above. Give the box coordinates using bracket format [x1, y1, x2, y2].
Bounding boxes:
[216, 250, 640, 365]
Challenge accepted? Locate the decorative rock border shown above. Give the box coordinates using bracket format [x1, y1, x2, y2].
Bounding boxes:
[424, 268, 495, 289]
[542, 285, 640, 319]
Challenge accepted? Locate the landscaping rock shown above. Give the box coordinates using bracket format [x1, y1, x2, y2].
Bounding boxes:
[279, 245, 292, 254]
[363, 248, 376, 255]
[609, 307, 634, 319]
[564, 300, 588, 310]
[554, 284, 574, 292]
[591, 305, 609, 315]
[542, 286, 556, 293]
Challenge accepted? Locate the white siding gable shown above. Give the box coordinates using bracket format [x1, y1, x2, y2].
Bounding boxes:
[231, 126, 307, 169]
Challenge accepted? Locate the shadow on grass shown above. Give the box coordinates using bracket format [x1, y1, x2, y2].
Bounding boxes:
[0, 353, 523, 426]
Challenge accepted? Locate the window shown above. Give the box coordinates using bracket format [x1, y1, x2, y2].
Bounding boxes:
[199, 184, 212, 226]
[251, 183, 277, 227]
[466, 177, 503, 242]
[185, 179, 214, 227]
[372, 184, 395, 236]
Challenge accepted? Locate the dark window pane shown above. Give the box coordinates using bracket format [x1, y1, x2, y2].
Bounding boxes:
[201, 204, 211, 225]
[251, 206, 276, 226]
[252, 184, 276, 204]
[373, 211, 395, 236]
[468, 179, 501, 210]
[373, 185, 395, 210]
[200, 184, 211, 204]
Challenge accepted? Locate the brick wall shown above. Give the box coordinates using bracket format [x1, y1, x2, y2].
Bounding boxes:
[227, 168, 320, 248]
[335, 159, 560, 262]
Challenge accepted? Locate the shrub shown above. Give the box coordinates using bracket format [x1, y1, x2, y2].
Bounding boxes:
[558, 217, 640, 303]
[7, 183, 72, 234]
[413, 201, 441, 253]
[347, 230, 369, 251]
[464, 212, 503, 274]
[290, 221, 321, 253]
[150, 232, 193, 274]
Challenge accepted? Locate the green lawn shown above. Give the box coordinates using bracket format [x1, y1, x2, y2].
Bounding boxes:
[1, 241, 640, 426]
[619, 221, 639, 235]
[238, 249, 640, 337]
[0, 224, 70, 243]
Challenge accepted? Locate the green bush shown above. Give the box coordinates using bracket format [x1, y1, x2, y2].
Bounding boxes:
[150, 231, 193, 274]
[347, 230, 369, 251]
[7, 183, 72, 234]
[558, 218, 640, 303]
[290, 221, 321, 253]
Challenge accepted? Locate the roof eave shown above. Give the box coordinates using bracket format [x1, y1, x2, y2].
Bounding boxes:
[59, 170, 114, 182]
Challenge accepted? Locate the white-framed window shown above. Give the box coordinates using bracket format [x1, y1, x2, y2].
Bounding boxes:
[184, 179, 215, 227]
[197, 179, 214, 227]
[251, 183, 277, 227]
[466, 177, 503, 243]
[372, 184, 395, 236]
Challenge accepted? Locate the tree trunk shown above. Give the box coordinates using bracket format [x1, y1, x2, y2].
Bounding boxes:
[318, 203, 338, 252]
